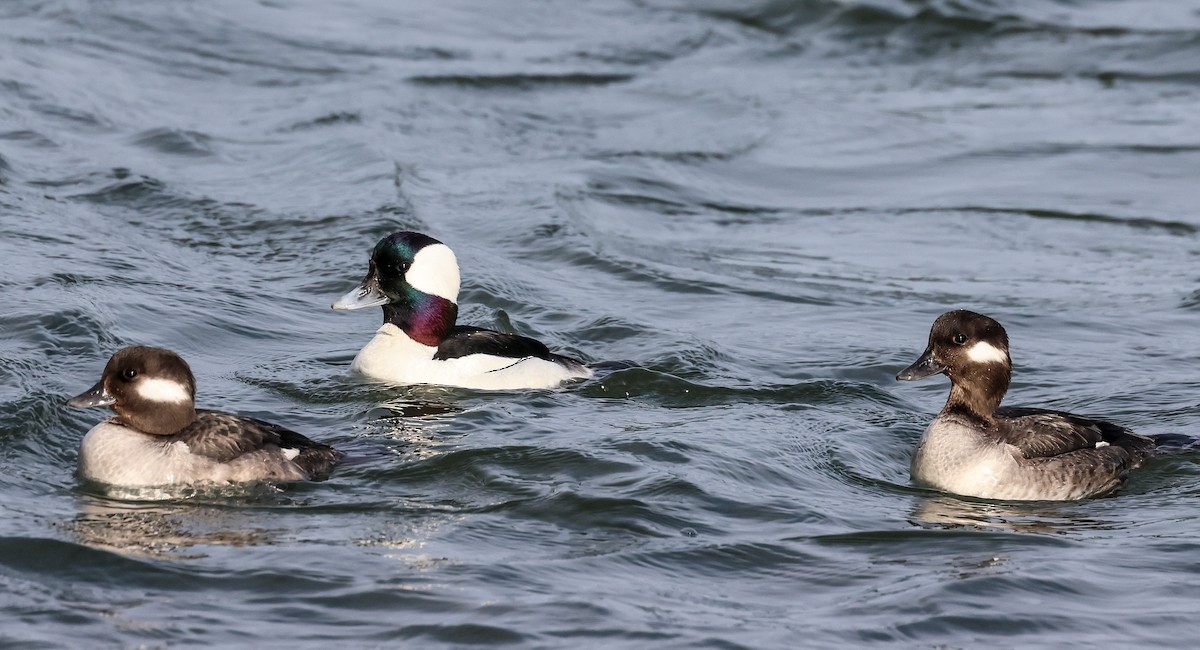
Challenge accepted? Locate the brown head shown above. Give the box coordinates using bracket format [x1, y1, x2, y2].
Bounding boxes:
[896, 310, 1013, 422]
[67, 346, 198, 435]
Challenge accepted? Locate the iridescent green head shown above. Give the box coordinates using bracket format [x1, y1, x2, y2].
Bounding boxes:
[332, 231, 461, 346]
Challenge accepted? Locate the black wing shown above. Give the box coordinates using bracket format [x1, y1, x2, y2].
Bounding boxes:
[173, 410, 341, 478]
[995, 406, 1152, 460]
[433, 325, 554, 361]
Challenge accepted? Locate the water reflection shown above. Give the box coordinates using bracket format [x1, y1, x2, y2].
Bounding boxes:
[369, 394, 464, 420]
[909, 495, 1113, 534]
[62, 492, 282, 559]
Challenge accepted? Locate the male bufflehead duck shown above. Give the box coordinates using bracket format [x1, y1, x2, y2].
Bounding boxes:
[896, 310, 1154, 501]
[332, 231, 593, 390]
[67, 346, 340, 487]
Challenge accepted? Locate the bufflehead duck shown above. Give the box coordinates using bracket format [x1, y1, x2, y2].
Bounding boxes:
[332, 231, 593, 389]
[67, 346, 340, 487]
[896, 310, 1154, 501]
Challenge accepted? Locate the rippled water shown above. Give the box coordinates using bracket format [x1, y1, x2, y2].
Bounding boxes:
[3, 0, 1200, 646]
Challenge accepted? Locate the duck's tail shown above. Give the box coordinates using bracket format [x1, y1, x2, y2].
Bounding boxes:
[1149, 432, 1200, 451]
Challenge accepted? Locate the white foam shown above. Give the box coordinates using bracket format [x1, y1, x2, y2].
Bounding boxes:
[965, 341, 1008, 365]
[405, 243, 460, 303]
[135, 377, 191, 404]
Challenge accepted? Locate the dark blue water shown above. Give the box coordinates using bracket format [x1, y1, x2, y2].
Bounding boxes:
[3, 0, 1200, 646]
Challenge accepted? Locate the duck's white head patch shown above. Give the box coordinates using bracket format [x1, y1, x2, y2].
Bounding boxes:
[406, 243, 460, 303]
[135, 378, 192, 404]
[965, 341, 1008, 365]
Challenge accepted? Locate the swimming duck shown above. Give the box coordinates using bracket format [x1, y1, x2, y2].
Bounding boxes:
[332, 231, 592, 389]
[67, 346, 340, 487]
[896, 310, 1153, 500]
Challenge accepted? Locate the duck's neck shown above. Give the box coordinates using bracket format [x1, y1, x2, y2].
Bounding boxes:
[383, 286, 457, 347]
[116, 402, 196, 435]
[941, 365, 1011, 427]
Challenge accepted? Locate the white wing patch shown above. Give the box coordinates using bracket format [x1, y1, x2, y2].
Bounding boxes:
[1095, 441, 1110, 449]
[965, 341, 1008, 364]
[406, 244, 460, 303]
[136, 378, 191, 404]
[282, 447, 300, 460]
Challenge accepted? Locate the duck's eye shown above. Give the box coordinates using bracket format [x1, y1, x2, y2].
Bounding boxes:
[953, 334, 967, 345]
[122, 368, 138, 380]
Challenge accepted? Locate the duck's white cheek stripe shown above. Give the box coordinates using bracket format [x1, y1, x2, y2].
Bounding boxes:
[406, 244, 461, 303]
[965, 341, 1008, 364]
[136, 378, 191, 403]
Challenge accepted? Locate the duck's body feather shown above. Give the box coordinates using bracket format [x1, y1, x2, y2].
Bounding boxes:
[80, 411, 339, 487]
[992, 406, 1153, 459]
[352, 323, 590, 390]
[912, 408, 1151, 501]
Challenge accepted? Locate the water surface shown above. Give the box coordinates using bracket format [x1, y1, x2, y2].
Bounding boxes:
[2, 0, 1200, 647]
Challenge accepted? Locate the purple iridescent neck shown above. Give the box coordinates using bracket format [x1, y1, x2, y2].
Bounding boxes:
[382, 285, 457, 347]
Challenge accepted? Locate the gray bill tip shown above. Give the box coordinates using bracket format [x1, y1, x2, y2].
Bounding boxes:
[896, 349, 945, 381]
[67, 381, 116, 408]
[331, 282, 388, 311]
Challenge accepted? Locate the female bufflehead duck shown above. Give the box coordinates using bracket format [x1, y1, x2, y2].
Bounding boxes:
[896, 310, 1154, 501]
[332, 231, 592, 390]
[67, 346, 340, 487]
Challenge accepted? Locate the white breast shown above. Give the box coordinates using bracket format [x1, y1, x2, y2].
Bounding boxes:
[910, 419, 1023, 500]
[350, 324, 593, 390]
[79, 422, 191, 486]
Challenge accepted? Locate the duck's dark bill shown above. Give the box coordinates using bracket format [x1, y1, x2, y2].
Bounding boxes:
[896, 348, 946, 381]
[331, 272, 388, 311]
[67, 381, 116, 408]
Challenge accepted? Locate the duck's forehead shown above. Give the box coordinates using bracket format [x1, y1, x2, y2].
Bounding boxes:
[105, 348, 142, 372]
[374, 232, 442, 262]
[931, 311, 1000, 338]
[373, 237, 412, 262]
[930, 315, 966, 340]
[107, 345, 173, 368]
